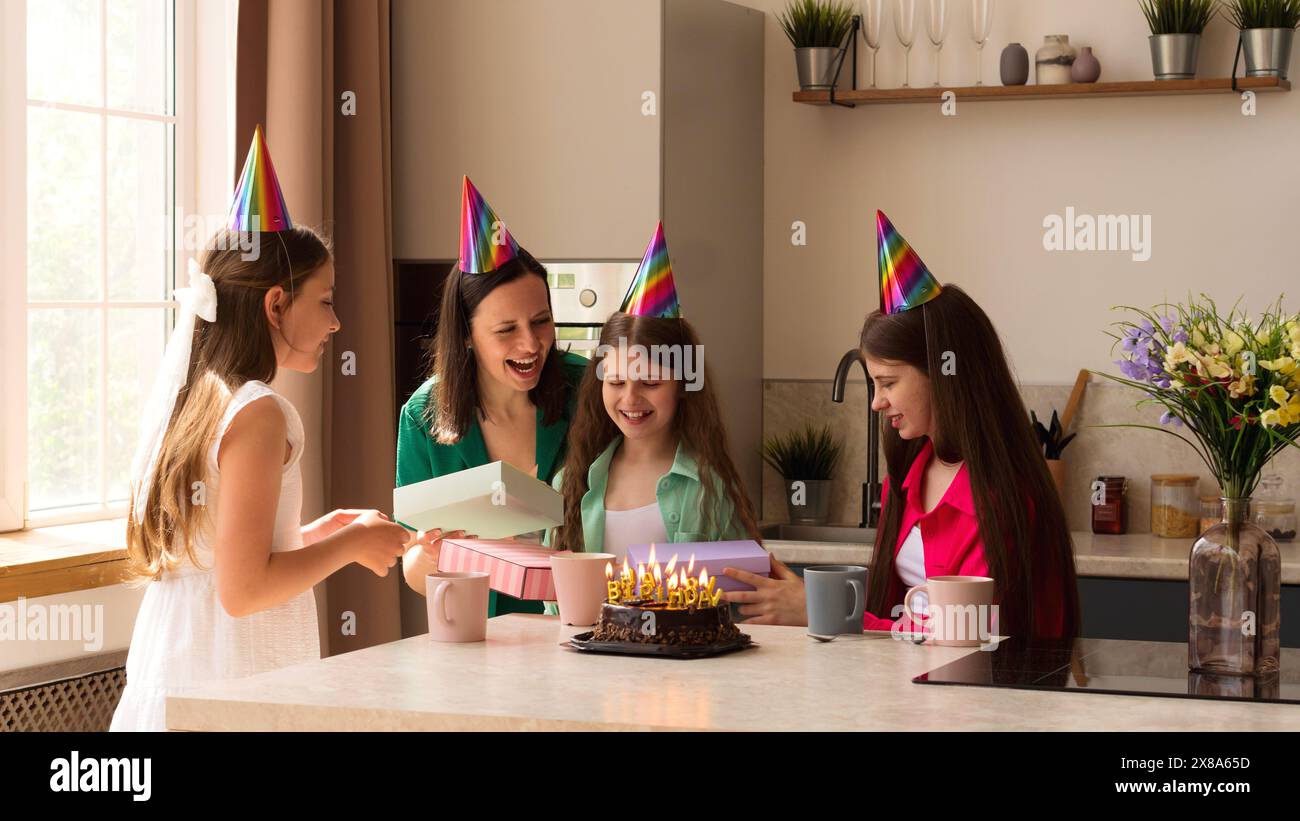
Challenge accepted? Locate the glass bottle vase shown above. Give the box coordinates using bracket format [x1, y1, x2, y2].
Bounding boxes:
[1188, 497, 1281, 675]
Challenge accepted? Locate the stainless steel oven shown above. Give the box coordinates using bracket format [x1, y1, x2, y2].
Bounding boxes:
[545, 261, 639, 359]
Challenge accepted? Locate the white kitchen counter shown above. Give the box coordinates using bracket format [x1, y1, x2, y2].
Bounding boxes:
[166, 615, 1300, 731]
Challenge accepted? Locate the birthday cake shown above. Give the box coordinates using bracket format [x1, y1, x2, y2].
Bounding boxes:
[593, 557, 745, 647]
[592, 600, 742, 646]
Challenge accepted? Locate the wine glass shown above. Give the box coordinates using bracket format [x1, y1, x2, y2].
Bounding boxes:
[860, 0, 885, 89]
[926, 0, 948, 87]
[894, 0, 917, 88]
[970, 0, 994, 86]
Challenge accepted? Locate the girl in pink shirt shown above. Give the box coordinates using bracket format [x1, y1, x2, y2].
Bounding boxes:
[725, 218, 1079, 640]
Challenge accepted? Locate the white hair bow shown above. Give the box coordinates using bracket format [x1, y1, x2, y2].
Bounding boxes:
[129, 259, 219, 521]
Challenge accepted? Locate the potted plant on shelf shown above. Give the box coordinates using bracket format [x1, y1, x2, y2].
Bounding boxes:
[778, 0, 857, 91]
[1138, 0, 1219, 79]
[1030, 409, 1077, 500]
[762, 423, 843, 525]
[1098, 295, 1300, 676]
[1224, 0, 1299, 78]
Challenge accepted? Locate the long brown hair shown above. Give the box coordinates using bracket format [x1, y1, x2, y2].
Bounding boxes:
[554, 313, 762, 550]
[425, 248, 569, 443]
[125, 227, 333, 579]
[861, 285, 1080, 639]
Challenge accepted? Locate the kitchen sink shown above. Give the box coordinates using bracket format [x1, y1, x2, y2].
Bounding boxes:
[759, 523, 875, 545]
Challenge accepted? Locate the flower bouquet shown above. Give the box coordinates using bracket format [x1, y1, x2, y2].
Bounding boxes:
[1098, 295, 1298, 675]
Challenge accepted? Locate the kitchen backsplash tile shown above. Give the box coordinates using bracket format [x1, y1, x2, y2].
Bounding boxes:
[762, 379, 1300, 534]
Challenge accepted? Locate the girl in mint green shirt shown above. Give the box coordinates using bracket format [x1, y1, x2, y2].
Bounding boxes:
[547, 311, 762, 556]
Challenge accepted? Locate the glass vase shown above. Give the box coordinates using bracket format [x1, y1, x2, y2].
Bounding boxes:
[1188, 497, 1281, 676]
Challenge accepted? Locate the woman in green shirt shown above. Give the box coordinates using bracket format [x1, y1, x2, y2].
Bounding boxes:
[397, 177, 587, 616]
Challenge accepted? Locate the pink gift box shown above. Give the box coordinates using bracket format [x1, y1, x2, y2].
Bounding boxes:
[625, 540, 771, 592]
[438, 539, 557, 600]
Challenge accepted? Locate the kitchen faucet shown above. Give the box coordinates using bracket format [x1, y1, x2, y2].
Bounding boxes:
[832, 349, 882, 528]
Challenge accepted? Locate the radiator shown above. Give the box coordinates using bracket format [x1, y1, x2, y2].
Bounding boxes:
[0, 667, 126, 732]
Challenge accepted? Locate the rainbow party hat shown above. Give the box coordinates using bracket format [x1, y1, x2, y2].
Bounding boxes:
[619, 222, 681, 318]
[877, 210, 941, 315]
[227, 125, 293, 232]
[458, 176, 520, 274]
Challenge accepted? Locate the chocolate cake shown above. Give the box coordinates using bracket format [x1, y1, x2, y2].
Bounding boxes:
[591, 600, 744, 646]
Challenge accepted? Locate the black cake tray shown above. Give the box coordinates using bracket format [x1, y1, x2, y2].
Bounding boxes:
[565, 631, 757, 659]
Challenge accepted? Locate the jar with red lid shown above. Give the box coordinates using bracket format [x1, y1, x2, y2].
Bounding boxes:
[1091, 475, 1128, 535]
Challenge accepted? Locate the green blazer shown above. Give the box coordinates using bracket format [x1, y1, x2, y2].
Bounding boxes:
[396, 350, 589, 617]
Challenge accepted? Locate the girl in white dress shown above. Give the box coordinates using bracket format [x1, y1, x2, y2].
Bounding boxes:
[110, 222, 419, 731]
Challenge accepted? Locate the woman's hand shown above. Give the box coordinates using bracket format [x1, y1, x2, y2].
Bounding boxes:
[401, 529, 471, 594]
[722, 555, 808, 626]
[302, 508, 373, 546]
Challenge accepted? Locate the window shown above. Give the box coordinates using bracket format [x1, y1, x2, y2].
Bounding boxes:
[1, 1, 196, 530]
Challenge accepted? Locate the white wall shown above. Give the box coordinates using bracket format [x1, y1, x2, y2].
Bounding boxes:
[193, 0, 237, 226]
[0, 584, 144, 673]
[744, 0, 1300, 384]
[391, 0, 662, 260]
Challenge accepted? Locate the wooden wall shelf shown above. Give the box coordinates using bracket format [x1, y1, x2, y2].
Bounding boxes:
[793, 76, 1291, 106]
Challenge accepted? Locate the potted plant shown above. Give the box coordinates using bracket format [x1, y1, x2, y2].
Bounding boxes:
[1030, 409, 1077, 499]
[778, 0, 856, 91]
[1224, 0, 1299, 78]
[762, 423, 843, 525]
[1099, 296, 1300, 675]
[1138, 0, 1219, 79]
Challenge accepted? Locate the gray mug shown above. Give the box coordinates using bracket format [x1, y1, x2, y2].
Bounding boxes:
[805, 565, 867, 637]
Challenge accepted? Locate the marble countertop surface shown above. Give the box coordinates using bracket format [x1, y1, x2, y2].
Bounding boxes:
[764, 530, 1300, 584]
[166, 614, 1300, 732]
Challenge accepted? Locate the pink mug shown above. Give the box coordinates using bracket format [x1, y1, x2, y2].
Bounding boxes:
[549, 551, 615, 626]
[902, 575, 995, 647]
[425, 571, 489, 642]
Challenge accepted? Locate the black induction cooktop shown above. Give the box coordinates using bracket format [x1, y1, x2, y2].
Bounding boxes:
[913, 637, 1300, 705]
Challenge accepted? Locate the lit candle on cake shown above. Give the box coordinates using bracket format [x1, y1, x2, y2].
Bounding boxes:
[620, 561, 635, 601]
[701, 568, 720, 606]
[661, 554, 679, 603]
[702, 566, 722, 605]
[644, 545, 659, 602]
[666, 571, 683, 609]
[606, 562, 620, 603]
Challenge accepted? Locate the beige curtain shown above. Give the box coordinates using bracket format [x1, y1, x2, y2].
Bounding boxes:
[236, 0, 402, 656]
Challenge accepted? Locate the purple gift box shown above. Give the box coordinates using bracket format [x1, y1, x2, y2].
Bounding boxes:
[624, 541, 771, 593]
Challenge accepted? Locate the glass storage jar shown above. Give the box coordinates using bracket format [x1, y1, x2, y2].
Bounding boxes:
[1150, 474, 1199, 538]
[1253, 474, 1296, 542]
[1090, 475, 1128, 535]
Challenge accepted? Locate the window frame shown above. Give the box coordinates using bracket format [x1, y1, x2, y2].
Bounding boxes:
[1, 0, 198, 532]
[1, 0, 29, 533]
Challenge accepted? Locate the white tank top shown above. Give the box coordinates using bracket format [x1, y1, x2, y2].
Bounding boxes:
[897, 524, 928, 613]
[603, 502, 668, 560]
